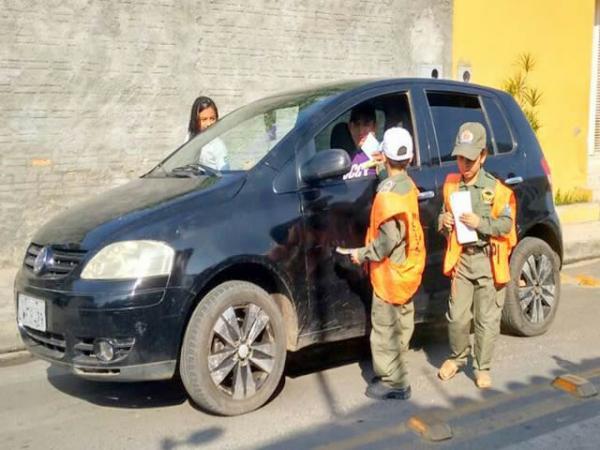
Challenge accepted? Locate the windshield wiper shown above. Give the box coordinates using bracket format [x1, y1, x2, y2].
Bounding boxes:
[167, 163, 221, 178]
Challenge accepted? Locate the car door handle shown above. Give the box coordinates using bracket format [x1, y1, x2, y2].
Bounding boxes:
[418, 191, 435, 201]
[505, 176, 524, 186]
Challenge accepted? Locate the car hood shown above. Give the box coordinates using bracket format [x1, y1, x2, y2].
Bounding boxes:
[33, 173, 245, 247]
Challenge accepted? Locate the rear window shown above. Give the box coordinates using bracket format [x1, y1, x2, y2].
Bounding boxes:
[426, 92, 491, 163]
[482, 98, 515, 154]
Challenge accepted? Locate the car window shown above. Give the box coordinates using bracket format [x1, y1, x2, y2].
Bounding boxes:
[426, 92, 492, 164]
[482, 97, 515, 154]
[313, 92, 418, 180]
[215, 106, 299, 170]
[151, 87, 347, 174]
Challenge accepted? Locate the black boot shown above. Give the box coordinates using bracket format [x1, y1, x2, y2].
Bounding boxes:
[365, 380, 411, 400]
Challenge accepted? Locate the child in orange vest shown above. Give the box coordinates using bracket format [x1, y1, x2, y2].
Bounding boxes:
[438, 122, 517, 389]
[338, 127, 426, 400]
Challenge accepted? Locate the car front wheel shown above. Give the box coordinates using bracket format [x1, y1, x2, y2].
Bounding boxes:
[180, 281, 287, 415]
[502, 237, 561, 336]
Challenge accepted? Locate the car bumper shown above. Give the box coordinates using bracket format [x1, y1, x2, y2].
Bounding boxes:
[15, 271, 193, 381]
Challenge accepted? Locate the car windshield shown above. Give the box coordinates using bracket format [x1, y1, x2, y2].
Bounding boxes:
[149, 87, 349, 176]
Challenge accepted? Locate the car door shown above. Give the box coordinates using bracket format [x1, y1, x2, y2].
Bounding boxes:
[297, 88, 439, 343]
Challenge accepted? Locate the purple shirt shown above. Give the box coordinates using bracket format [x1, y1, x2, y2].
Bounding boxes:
[343, 151, 377, 180]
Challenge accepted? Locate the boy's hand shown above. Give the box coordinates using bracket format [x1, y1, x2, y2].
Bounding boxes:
[336, 247, 361, 265]
[442, 212, 455, 230]
[460, 212, 480, 230]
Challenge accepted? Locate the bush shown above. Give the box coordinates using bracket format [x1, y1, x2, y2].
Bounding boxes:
[503, 53, 542, 133]
[554, 187, 592, 205]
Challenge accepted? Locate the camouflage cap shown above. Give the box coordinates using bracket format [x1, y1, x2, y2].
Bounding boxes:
[451, 122, 487, 160]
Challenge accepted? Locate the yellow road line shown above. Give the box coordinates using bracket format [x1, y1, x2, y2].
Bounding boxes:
[561, 273, 600, 287]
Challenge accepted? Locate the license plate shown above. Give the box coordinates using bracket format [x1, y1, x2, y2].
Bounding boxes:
[17, 294, 46, 332]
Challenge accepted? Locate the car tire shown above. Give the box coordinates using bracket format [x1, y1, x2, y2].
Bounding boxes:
[180, 281, 287, 416]
[501, 237, 561, 336]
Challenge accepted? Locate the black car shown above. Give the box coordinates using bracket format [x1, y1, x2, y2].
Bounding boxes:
[15, 78, 562, 415]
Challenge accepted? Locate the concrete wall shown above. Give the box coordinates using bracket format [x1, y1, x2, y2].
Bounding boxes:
[0, 0, 452, 268]
[452, 0, 594, 193]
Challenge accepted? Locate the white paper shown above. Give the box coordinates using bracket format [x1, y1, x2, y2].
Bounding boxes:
[360, 133, 380, 159]
[450, 191, 478, 244]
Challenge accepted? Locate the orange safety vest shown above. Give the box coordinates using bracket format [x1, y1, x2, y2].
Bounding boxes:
[442, 173, 517, 285]
[365, 180, 426, 305]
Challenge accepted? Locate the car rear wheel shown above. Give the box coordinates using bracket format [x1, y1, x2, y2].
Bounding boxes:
[502, 237, 561, 336]
[180, 281, 287, 416]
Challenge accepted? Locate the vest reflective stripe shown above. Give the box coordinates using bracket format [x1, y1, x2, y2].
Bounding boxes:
[442, 173, 517, 284]
[365, 181, 426, 304]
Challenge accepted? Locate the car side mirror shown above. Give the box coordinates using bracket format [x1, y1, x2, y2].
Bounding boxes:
[300, 149, 351, 184]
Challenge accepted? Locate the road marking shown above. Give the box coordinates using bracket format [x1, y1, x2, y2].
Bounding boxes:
[561, 273, 600, 287]
[317, 422, 409, 450]
[447, 390, 600, 447]
[317, 367, 600, 449]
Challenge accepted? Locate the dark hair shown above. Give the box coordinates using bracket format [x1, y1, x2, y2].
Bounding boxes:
[350, 103, 376, 124]
[188, 96, 219, 137]
[387, 158, 411, 170]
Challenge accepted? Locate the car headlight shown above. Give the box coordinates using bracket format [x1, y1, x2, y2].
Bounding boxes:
[81, 240, 175, 280]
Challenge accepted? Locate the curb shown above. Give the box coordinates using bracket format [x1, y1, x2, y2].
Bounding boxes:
[557, 203, 600, 225]
[0, 349, 33, 367]
[0, 342, 25, 355]
[0, 327, 24, 355]
[561, 221, 600, 265]
[564, 241, 600, 265]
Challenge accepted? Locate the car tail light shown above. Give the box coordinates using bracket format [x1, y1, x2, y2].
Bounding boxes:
[541, 157, 552, 189]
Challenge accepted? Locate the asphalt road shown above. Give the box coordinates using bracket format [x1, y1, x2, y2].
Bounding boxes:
[2, 261, 600, 450]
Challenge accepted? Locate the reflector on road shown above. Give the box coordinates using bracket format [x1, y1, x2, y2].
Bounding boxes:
[552, 374, 598, 398]
[407, 415, 453, 441]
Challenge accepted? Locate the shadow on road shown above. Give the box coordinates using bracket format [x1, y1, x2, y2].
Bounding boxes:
[46, 365, 187, 409]
[159, 427, 223, 450]
[286, 321, 448, 378]
[43, 321, 448, 412]
[258, 355, 600, 449]
[42, 328, 600, 449]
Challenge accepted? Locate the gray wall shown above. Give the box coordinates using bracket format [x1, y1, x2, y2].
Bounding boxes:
[0, 0, 452, 267]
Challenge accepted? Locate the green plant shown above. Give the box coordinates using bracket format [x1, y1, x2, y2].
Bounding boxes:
[554, 187, 592, 205]
[503, 53, 543, 133]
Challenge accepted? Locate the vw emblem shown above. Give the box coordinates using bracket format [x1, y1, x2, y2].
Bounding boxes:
[33, 246, 54, 275]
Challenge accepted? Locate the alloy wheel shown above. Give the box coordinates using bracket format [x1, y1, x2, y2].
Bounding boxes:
[208, 304, 275, 400]
[518, 254, 556, 324]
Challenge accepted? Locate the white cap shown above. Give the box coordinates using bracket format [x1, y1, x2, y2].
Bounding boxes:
[379, 127, 413, 162]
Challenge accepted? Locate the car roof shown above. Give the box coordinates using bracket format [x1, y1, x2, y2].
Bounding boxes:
[270, 77, 509, 101]
[264, 77, 511, 129]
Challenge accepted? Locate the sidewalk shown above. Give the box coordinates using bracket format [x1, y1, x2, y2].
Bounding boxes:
[0, 268, 20, 353]
[2, 211, 600, 355]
